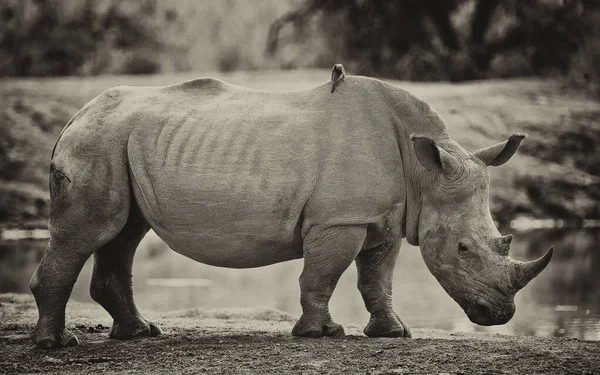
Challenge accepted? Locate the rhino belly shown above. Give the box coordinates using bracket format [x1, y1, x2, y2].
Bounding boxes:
[131, 168, 308, 267]
[127, 129, 311, 268]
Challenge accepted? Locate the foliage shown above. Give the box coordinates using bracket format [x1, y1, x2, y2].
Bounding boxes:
[0, 0, 297, 76]
[0, 93, 76, 227]
[0, 0, 598, 82]
[267, 0, 600, 82]
[517, 111, 600, 221]
[568, 12, 600, 95]
[0, 0, 167, 76]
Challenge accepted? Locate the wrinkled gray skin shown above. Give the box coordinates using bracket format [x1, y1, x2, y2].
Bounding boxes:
[30, 74, 553, 349]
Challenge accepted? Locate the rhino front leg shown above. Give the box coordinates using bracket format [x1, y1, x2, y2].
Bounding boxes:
[356, 242, 411, 338]
[292, 225, 367, 337]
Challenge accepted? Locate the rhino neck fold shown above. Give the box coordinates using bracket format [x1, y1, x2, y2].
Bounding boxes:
[395, 125, 422, 247]
[390, 93, 450, 247]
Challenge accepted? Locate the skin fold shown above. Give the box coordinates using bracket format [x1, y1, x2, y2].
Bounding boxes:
[29, 74, 553, 349]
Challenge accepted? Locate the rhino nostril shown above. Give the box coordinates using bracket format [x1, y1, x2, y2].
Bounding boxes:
[466, 298, 495, 325]
[472, 302, 490, 320]
[466, 299, 515, 326]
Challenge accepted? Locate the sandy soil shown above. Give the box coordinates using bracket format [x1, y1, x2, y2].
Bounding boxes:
[1, 294, 598, 374]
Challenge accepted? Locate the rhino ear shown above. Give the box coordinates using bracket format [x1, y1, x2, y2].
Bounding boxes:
[412, 136, 458, 174]
[474, 134, 526, 166]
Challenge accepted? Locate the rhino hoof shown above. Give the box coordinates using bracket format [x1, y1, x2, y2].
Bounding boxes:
[32, 328, 79, 349]
[292, 316, 345, 338]
[109, 319, 162, 340]
[364, 314, 411, 338]
[323, 321, 345, 336]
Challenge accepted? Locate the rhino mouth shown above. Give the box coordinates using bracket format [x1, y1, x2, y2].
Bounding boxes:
[465, 297, 515, 326]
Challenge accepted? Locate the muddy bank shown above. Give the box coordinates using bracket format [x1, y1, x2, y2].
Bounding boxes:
[1, 294, 598, 374]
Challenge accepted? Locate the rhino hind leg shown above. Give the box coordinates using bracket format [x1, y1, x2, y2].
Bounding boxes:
[90, 201, 161, 340]
[356, 242, 411, 338]
[30, 161, 131, 349]
[292, 225, 366, 338]
[29, 237, 88, 349]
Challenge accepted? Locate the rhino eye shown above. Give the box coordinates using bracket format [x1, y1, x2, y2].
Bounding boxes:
[458, 242, 470, 257]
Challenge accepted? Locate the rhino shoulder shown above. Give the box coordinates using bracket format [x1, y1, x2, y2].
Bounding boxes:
[361, 77, 450, 139]
[336, 75, 419, 107]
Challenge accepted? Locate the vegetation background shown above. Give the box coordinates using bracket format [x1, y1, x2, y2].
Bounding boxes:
[1, 0, 598, 83]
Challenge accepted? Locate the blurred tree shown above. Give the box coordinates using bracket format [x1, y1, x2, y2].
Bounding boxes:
[0, 0, 167, 76]
[266, 0, 600, 81]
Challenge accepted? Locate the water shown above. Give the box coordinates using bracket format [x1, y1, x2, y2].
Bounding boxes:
[1, 229, 599, 340]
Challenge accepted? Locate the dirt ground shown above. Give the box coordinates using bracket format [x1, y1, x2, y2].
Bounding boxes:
[1, 294, 598, 374]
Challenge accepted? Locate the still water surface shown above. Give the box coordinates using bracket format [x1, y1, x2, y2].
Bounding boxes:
[1, 229, 598, 340]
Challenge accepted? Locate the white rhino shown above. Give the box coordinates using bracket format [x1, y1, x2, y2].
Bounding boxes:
[30, 70, 553, 348]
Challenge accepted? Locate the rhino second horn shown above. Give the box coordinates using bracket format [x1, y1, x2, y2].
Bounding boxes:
[501, 234, 514, 245]
[494, 234, 513, 256]
[511, 247, 554, 290]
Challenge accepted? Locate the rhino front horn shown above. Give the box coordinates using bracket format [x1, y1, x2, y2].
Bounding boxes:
[511, 247, 554, 290]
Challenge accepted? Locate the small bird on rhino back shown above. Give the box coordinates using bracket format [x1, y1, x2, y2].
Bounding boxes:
[29, 65, 553, 349]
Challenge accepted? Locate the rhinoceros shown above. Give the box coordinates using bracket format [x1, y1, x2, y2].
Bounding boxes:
[30, 70, 553, 349]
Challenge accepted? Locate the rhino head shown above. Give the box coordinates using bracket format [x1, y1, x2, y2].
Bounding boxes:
[411, 134, 553, 326]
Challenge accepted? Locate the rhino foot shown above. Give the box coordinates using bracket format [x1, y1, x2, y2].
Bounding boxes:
[364, 313, 411, 338]
[292, 315, 345, 338]
[31, 326, 79, 349]
[109, 318, 162, 340]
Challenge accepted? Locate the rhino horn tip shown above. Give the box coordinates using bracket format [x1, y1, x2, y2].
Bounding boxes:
[512, 246, 554, 290]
